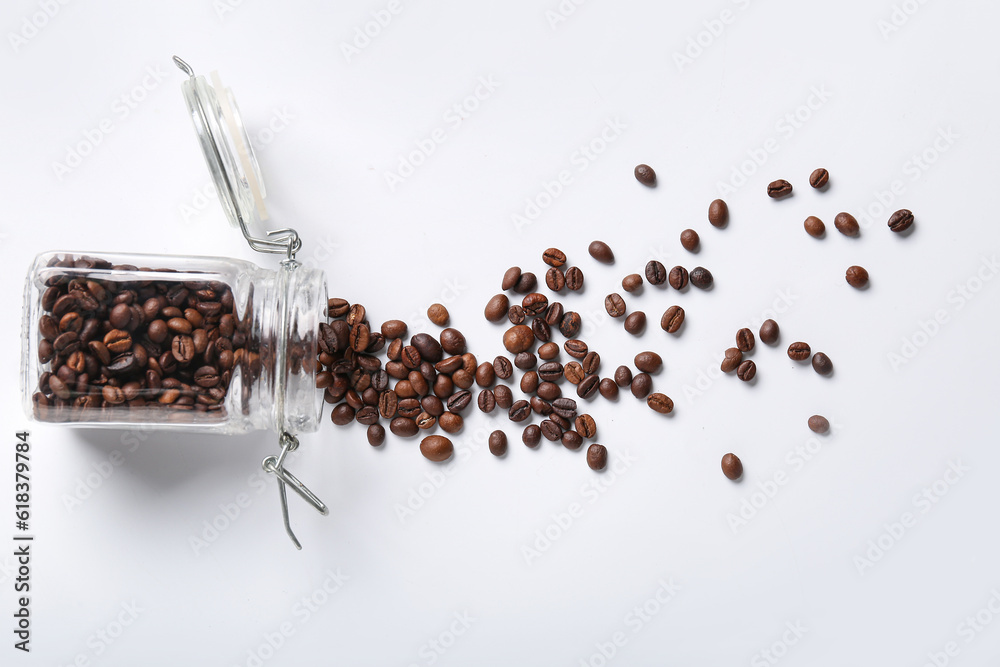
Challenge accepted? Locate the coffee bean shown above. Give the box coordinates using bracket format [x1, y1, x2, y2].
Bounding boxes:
[541, 419, 563, 441]
[421, 395, 444, 417]
[634, 351, 662, 374]
[538, 342, 559, 360]
[477, 389, 497, 413]
[564, 267, 584, 291]
[489, 430, 507, 456]
[436, 411, 461, 434]
[520, 371, 539, 394]
[378, 390, 399, 419]
[537, 381, 561, 401]
[171, 335, 195, 363]
[59, 312, 83, 334]
[736, 360, 756, 381]
[690, 266, 713, 289]
[598, 378, 618, 400]
[564, 339, 588, 359]
[514, 272, 537, 294]
[532, 317, 551, 343]
[104, 329, 131, 354]
[708, 199, 729, 227]
[759, 319, 779, 345]
[357, 406, 380, 426]
[888, 208, 914, 233]
[49, 375, 71, 400]
[631, 373, 652, 398]
[435, 355, 462, 375]
[349, 323, 371, 353]
[509, 400, 531, 422]
[736, 328, 755, 352]
[721, 453, 743, 480]
[668, 266, 688, 290]
[545, 268, 565, 292]
[397, 397, 422, 418]
[577, 374, 599, 399]
[508, 305, 525, 324]
[680, 229, 700, 252]
[809, 168, 829, 189]
[502, 267, 522, 291]
[411, 333, 443, 362]
[588, 241, 614, 264]
[647, 393, 673, 414]
[622, 274, 643, 293]
[494, 384, 513, 409]
[808, 415, 830, 434]
[660, 305, 684, 333]
[574, 414, 597, 439]
[538, 362, 564, 382]
[543, 247, 567, 267]
[446, 390, 471, 413]
[427, 304, 449, 326]
[484, 295, 510, 322]
[645, 260, 666, 285]
[767, 179, 793, 199]
[564, 362, 585, 384]
[324, 297, 347, 318]
[787, 342, 811, 361]
[634, 164, 656, 185]
[624, 311, 646, 335]
[561, 430, 583, 450]
[587, 444, 608, 471]
[386, 416, 416, 437]
[194, 366, 220, 387]
[812, 352, 833, 375]
[420, 435, 453, 462]
[503, 325, 535, 354]
[475, 362, 495, 387]
[552, 397, 577, 418]
[110, 303, 132, 329]
[522, 424, 542, 448]
[492, 356, 513, 380]
[604, 293, 626, 318]
[834, 212, 859, 237]
[367, 424, 385, 447]
[560, 312, 582, 338]
[522, 292, 549, 317]
[804, 216, 825, 238]
[721, 347, 743, 373]
[845, 265, 869, 288]
[332, 404, 356, 425]
[90, 341, 112, 365]
[515, 352, 537, 370]
[544, 302, 564, 327]
[614, 365, 632, 387]
[530, 396, 552, 416]
[440, 328, 466, 355]
[103, 384, 126, 405]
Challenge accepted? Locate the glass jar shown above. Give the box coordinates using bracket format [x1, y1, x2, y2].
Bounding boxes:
[21, 250, 327, 435]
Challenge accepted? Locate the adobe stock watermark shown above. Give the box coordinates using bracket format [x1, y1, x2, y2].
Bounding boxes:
[682, 287, 798, 404]
[714, 85, 831, 197]
[887, 254, 997, 371]
[189, 471, 270, 555]
[876, 0, 932, 39]
[383, 76, 501, 192]
[545, 0, 588, 30]
[855, 126, 957, 230]
[672, 0, 755, 72]
[56, 601, 143, 667]
[521, 450, 636, 565]
[853, 459, 969, 575]
[750, 621, 808, 667]
[510, 117, 627, 233]
[7, 0, 72, 53]
[340, 0, 409, 63]
[405, 612, 476, 667]
[726, 422, 838, 534]
[577, 578, 680, 667]
[61, 425, 155, 513]
[233, 568, 349, 667]
[51, 65, 169, 180]
[917, 589, 1000, 667]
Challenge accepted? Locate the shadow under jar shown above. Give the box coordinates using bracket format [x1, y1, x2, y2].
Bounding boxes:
[22, 251, 327, 434]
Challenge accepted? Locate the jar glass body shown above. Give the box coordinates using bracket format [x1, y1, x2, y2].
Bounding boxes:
[21, 251, 326, 435]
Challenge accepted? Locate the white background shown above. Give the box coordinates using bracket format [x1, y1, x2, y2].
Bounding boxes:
[1, 0, 999, 665]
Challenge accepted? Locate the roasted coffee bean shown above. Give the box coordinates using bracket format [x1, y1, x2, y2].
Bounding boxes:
[194, 366, 220, 388]
[809, 168, 829, 189]
[327, 297, 350, 317]
[588, 241, 614, 264]
[599, 378, 618, 400]
[564, 266, 584, 291]
[575, 415, 597, 438]
[514, 272, 537, 294]
[645, 260, 666, 285]
[680, 229, 700, 251]
[389, 416, 418, 437]
[507, 305, 525, 325]
[411, 333, 443, 362]
[634, 164, 656, 185]
[59, 312, 83, 335]
[888, 208, 914, 233]
[787, 341, 811, 361]
[614, 366, 632, 387]
[515, 352, 537, 370]
[37, 340, 55, 364]
[493, 355, 513, 380]
[421, 395, 445, 417]
[522, 292, 549, 316]
[631, 373, 652, 399]
[846, 265, 869, 288]
[545, 267, 566, 292]
[767, 179, 793, 198]
[475, 362, 496, 387]
[705, 200, 729, 229]
[438, 411, 464, 434]
[587, 444, 608, 471]
[502, 266, 522, 291]
[102, 384, 127, 405]
[440, 328, 467, 355]
[378, 389, 398, 418]
[604, 293, 626, 318]
[509, 400, 531, 422]
[397, 397, 421, 418]
[537, 381, 561, 401]
[452, 368, 474, 389]
[367, 424, 386, 447]
[109, 303, 131, 330]
[447, 390, 472, 413]
[538, 362, 564, 382]
[736, 360, 756, 381]
[660, 305, 684, 333]
[564, 339, 588, 359]
[736, 328, 755, 352]
[489, 430, 507, 456]
[538, 342, 559, 360]
[552, 397, 577, 418]
[624, 311, 646, 335]
[667, 266, 688, 290]
[759, 319, 779, 345]
[331, 404, 356, 425]
[171, 335, 195, 363]
[48, 375, 71, 400]
[543, 247, 567, 267]
[564, 362, 585, 384]
[401, 345, 422, 369]
[420, 435, 453, 462]
[560, 312, 582, 338]
[544, 302, 564, 327]
[721, 347, 743, 373]
[494, 384, 513, 409]
[690, 266, 713, 289]
[808, 415, 830, 434]
[622, 273, 643, 293]
[52, 293, 77, 318]
[356, 406, 380, 426]
[834, 212, 860, 237]
[477, 390, 497, 413]
[433, 374, 453, 398]
[520, 371, 539, 394]
[346, 304, 366, 328]
[39, 315, 59, 341]
[522, 424, 542, 448]
[548, 412, 570, 429]
[634, 351, 662, 374]
[485, 294, 510, 323]
[531, 317, 551, 343]
[540, 419, 563, 441]
[408, 370, 429, 396]
[581, 351, 601, 375]
[381, 319, 408, 339]
[561, 430, 583, 450]
[66, 350, 86, 373]
[812, 352, 833, 375]
[576, 374, 599, 399]
[647, 393, 674, 414]
[415, 411, 436, 429]
[721, 453, 743, 480]
[804, 216, 825, 238]
[349, 323, 371, 353]
[427, 303, 449, 326]
[503, 325, 535, 354]
[435, 355, 463, 374]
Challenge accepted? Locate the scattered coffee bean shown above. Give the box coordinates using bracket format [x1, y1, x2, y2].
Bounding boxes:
[888, 208, 914, 233]
[332, 404, 356, 426]
[604, 293, 626, 318]
[757, 320, 778, 347]
[447, 390, 473, 413]
[668, 266, 688, 290]
[721, 453, 743, 480]
[420, 435, 454, 462]
[787, 342, 811, 361]
[439, 412, 464, 434]
[811, 352, 833, 375]
[804, 216, 825, 238]
[622, 273, 643, 293]
[537, 381, 561, 401]
[564, 362, 585, 385]
[708, 199, 729, 227]
[541, 419, 563, 441]
[478, 389, 497, 413]
[515, 352, 537, 370]
[736, 360, 756, 382]
[834, 212, 860, 237]
[522, 293, 548, 317]
[577, 374, 599, 399]
[845, 265, 869, 288]
[503, 325, 535, 354]
[634, 164, 656, 186]
[560, 311, 582, 338]
[598, 378, 618, 400]
[502, 267, 522, 291]
[522, 424, 542, 448]
[808, 415, 830, 434]
[634, 351, 662, 374]
[514, 272, 537, 294]
[721, 348, 742, 373]
[508, 305, 525, 325]
[475, 362, 496, 387]
[564, 267, 584, 291]
[520, 371, 540, 394]
[538, 361, 564, 382]
[367, 424, 385, 447]
[680, 229, 700, 252]
[427, 303, 449, 326]
[631, 373, 652, 399]
[381, 319, 408, 339]
[614, 365, 632, 387]
[484, 294, 509, 323]
[690, 267, 713, 289]
[647, 393, 673, 414]
[509, 400, 531, 422]
[493, 355, 513, 380]
[575, 414, 597, 438]
[561, 430, 583, 450]
[809, 168, 829, 189]
[489, 430, 507, 456]
[736, 328, 755, 352]
[581, 351, 601, 375]
[545, 267, 566, 292]
[440, 328, 466, 355]
[411, 333, 443, 362]
[564, 339, 588, 359]
[587, 444, 608, 471]
[660, 305, 684, 334]
[588, 241, 615, 264]
[767, 179, 793, 199]
[624, 311, 646, 335]
[543, 247, 567, 267]
[645, 260, 666, 286]
[494, 384, 513, 409]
